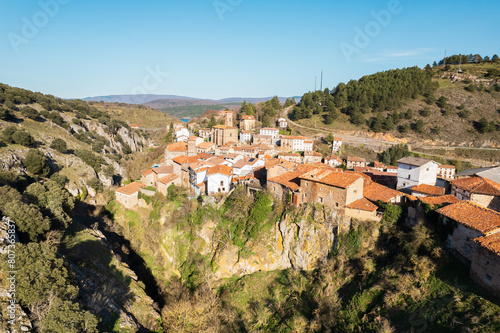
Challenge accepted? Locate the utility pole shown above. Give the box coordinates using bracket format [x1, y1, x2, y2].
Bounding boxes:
[320, 70, 323, 91]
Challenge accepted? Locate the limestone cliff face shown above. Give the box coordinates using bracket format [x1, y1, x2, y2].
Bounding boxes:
[189, 205, 347, 280]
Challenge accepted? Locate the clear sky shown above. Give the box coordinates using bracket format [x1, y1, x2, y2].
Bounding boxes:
[1, 0, 499, 100]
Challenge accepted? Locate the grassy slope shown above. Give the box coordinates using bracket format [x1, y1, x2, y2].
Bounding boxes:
[91, 102, 177, 128]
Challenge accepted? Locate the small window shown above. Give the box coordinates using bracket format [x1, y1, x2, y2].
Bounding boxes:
[353, 190, 357, 194]
[320, 187, 323, 191]
[486, 274, 492, 282]
[408, 175, 411, 179]
[320, 197, 323, 203]
[357, 210, 360, 214]
[335, 202, 339, 207]
[330, 190, 332, 194]
[220, 181, 224, 186]
[426, 168, 429, 171]
[486, 260, 490, 265]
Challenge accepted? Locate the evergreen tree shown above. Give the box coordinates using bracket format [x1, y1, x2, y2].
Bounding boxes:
[23, 149, 50, 177]
[414, 119, 425, 133]
[325, 132, 334, 144]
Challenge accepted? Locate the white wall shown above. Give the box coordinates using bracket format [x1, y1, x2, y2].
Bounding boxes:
[397, 161, 438, 190]
[207, 173, 232, 194]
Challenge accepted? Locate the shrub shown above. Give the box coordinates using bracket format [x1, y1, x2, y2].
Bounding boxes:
[464, 84, 476, 92]
[20, 106, 39, 120]
[420, 107, 431, 117]
[0, 107, 14, 120]
[12, 130, 34, 146]
[50, 173, 68, 187]
[458, 109, 471, 119]
[2, 125, 18, 142]
[50, 138, 67, 153]
[23, 149, 50, 177]
[87, 178, 103, 193]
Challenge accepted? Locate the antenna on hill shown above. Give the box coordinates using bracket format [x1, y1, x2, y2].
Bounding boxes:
[458, 57, 463, 73]
[443, 49, 447, 66]
[315, 76, 317, 91]
[320, 70, 323, 91]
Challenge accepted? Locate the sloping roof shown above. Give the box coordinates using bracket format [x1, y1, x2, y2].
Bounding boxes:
[116, 182, 146, 195]
[304, 151, 322, 156]
[438, 165, 456, 169]
[299, 169, 362, 189]
[173, 155, 200, 165]
[281, 135, 306, 140]
[420, 195, 459, 207]
[397, 156, 435, 167]
[166, 142, 188, 152]
[411, 184, 446, 196]
[260, 127, 279, 131]
[474, 233, 500, 256]
[212, 125, 237, 130]
[157, 174, 179, 184]
[153, 165, 173, 174]
[451, 177, 500, 196]
[346, 197, 378, 212]
[197, 141, 214, 149]
[436, 201, 500, 234]
[278, 152, 301, 157]
[268, 171, 301, 191]
[141, 169, 154, 176]
[240, 115, 255, 120]
[347, 156, 366, 162]
[265, 159, 296, 170]
[207, 157, 226, 166]
[231, 159, 246, 169]
[207, 165, 233, 177]
[475, 167, 500, 184]
[363, 182, 403, 203]
[197, 152, 212, 160]
[455, 167, 494, 178]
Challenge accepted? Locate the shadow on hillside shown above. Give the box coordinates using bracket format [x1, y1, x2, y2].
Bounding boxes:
[67, 201, 162, 332]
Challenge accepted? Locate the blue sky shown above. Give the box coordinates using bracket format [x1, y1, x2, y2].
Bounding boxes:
[1, 0, 499, 100]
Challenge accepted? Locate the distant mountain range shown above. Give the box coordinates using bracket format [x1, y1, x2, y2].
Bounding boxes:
[82, 94, 298, 107]
[82, 94, 300, 118]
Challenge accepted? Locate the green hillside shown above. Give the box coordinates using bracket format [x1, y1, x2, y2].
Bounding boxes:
[290, 59, 500, 148]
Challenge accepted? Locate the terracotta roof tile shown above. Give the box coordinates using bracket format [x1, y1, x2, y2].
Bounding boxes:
[436, 201, 500, 234]
[197, 142, 214, 149]
[347, 156, 366, 162]
[299, 169, 362, 189]
[173, 155, 200, 164]
[451, 177, 500, 196]
[268, 171, 301, 191]
[420, 195, 459, 207]
[363, 182, 403, 203]
[240, 115, 255, 120]
[141, 169, 154, 176]
[347, 197, 378, 212]
[207, 165, 233, 177]
[157, 174, 179, 184]
[166, 142, 188, 152]
[116, 182, 146, 195]
[474, 233, 500, 256]
[439, 165, 456, 169]
[153, 165, 173, 174]
[411, 184, 446, 196]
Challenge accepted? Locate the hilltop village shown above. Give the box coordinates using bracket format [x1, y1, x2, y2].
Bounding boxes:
[116, 110, 500, 298]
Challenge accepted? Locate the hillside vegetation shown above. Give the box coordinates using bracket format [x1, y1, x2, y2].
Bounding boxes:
[290, 58, 500, 148]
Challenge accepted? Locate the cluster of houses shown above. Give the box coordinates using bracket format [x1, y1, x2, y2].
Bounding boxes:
[115, 110, 500, 298]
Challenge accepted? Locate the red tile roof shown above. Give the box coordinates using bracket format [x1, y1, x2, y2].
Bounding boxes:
[347, 156, 366, 162]
[347, 197, 378, 212]
[157, 174, 179, 184]
[240, 115, 255, 120]
[420, 195, 459, 207]
[436, 201, 500, 234]
[268, 171, 301, 191]
[439, 165, 456, 169]
[363, 182, 403, 203]
[207, 165, 233, 177]
[451, 177, 500, 196]
[166, 142, 187, 152]
[300, 169, 362, 189]
[474, 233, 500, 256]
[116, 182, 146, 195]
[172, 155, 200, 164]
[411, 184, 446, 196]
[153, 165, 173, 174]
[141, 169, 154, 176]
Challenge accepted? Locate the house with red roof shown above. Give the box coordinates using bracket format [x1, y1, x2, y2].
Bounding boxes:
[470, 233, 500, 297]
[451, 176, 500, 212]
[206, 165, 234, 195]
[436, 201, 500, 265]
[115, 182, 146, 209]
